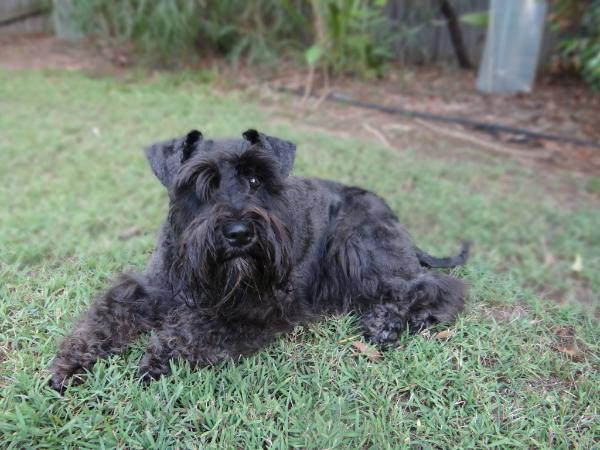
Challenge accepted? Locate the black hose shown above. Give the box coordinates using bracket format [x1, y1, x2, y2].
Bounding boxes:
[278, 87, 600, 149]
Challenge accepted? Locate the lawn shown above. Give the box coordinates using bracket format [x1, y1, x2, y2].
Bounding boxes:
[0, 70, 598, 449]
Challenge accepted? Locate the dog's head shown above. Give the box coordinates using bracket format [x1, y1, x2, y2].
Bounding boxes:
[145, 129, 296, 312]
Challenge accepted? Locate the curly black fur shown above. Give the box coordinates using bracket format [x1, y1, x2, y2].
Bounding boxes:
[49, 129, 468, 392]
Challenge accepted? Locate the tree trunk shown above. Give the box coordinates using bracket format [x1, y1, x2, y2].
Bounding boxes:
[438, 0, 473, 70]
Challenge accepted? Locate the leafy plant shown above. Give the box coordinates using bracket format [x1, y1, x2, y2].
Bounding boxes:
[53, 0, 396, 77]
[195, 0, 311, 67]
[551, 0, 600, 89]
[459, 11, 488, 28]
[53, 0, 310, 67]
[307, 0, 394, 78]
[53, 0, 202, 65]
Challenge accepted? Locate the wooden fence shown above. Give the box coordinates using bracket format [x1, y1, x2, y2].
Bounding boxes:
[386, 0, 488, 65]
[0, 0, 52, 35]
[386, 0, 556, 67]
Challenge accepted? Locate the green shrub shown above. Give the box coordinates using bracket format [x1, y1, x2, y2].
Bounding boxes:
[553, 0, 600, 89]
[53, 0, 202, 64]
[194, 0, 311, 67]
[52, 0, 395, 76]
[306, 0, 394, 78]
[53, 0, 310, 66]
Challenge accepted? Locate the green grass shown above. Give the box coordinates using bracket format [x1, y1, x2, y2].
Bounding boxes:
[0, 70, 599, 449]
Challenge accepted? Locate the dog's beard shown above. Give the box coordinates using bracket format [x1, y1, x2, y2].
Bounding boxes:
[171, 210, 291, 313]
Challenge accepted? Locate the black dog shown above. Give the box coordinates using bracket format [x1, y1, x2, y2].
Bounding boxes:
[49, 129, 468, 391]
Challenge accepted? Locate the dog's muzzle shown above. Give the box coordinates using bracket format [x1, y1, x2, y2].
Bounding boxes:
[222, 221, 254, 248]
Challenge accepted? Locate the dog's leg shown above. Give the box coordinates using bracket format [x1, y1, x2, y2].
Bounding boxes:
[405, 272, 466, 332]
[362, 272, 465, 345]
[49, 274, 162, 392]
[360, 279, 413, 345]
[362, 302, 411, 345]
[138, 308, 275, 381]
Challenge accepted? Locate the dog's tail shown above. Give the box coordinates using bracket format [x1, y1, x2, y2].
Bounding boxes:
[416, 242, 470, 269]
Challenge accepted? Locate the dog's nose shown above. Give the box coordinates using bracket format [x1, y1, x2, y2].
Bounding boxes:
[223, 222, 253, 247]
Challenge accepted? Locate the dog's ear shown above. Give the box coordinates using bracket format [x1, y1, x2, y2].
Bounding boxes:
[266, 135, 296, 177]
[145, 130, 203, 188]
[242, 129, 296, 177]
[181, 129, 203, 163]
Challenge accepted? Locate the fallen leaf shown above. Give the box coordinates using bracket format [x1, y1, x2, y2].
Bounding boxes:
[435, 330, 454, 340]
[571, 254, 583, 272]
[556, 346, 582, 361]
[351, 341, 382, 361]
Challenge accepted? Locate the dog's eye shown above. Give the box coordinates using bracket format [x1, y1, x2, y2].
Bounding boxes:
[248, 176, 261, 189]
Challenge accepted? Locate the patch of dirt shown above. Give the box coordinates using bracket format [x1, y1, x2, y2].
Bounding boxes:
[242, 70, 600, 211]
[529, 278, 600, 319]
[260, 66, 600, 175]
[551, 325, 591, 362]
[483, 304, 530, 323]
[0, 34, 122, 74]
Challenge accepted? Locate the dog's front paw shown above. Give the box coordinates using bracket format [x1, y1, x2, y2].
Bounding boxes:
[48, 360, 83, 393]
[362, 303, 407, 346]
[408, 312, 435, 334]
[48, 373, 68, 393]
[138, 353, 172, 383]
